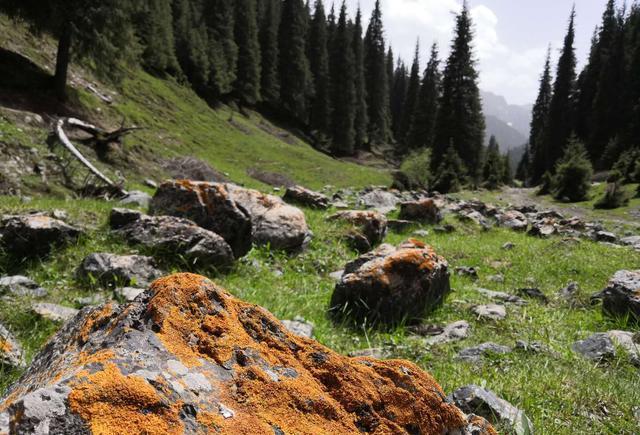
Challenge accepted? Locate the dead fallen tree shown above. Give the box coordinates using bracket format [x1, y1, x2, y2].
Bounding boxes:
[54, 118, 128, 196]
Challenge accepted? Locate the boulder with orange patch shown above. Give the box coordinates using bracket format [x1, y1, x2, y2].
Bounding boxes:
[0, 273, 492, 435]
[330, 239, 451, 326]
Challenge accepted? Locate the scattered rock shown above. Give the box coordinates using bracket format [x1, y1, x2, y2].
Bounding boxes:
[528, 221, 557, 238]
[281, 318, 314, 338]
[450, 385, 533, 435]
[471, 304, 507, 321]
[399, 199, 443, 224]
[0, 323, 25, 368]
[357, 189, 400, 213]
[143, 179, 157, 189]
[75, 294, 107, 307]
[515, 340, 548, 354]
[32, 303, 79, 323]
[387, 219, 416, 232]
[593, 231, 618, 244]
[331, 201, 349, 209]
[115, 287, 145, 302]
[330, 239, 450, 325]
[558, 281, 580, 300]
[434, 224, 456, 234]
[0, 273, 494, 434]
[457, 343, 512, 363]
[621, 236, 640, 251]
[517, 287, 549, 304]
[118, 190, 152, 208]
[502, 242, 515, 250]
[456, 266, 479, 279]
[487, 274, 505, 283]
[457, 209, 489, 227]
[573, 330, 640, 366]
[329, 210, 388, 249]
[497, 210, 528, 231]
[77, 253, 163, 288]
[591, 270, 640, 321]
[0, 214, 82, 257]
[328, 270, 344, 282]
[476, 288, 527, 306]
[0, 276, 47, 298]
[283, 185, 330, 209]
[412, 229, 430, 237]
[344, 231, 374, 253]
[423, 320, 471, 345]
[110, 209, 234, 269]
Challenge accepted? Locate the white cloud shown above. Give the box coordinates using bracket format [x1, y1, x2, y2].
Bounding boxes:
[344, 0, 552, 105]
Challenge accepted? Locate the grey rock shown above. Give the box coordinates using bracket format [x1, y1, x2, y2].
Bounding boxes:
[119, 190, 152, 208]
[502, 242, 515, 250]
[399, 199, 443, 224]
[498, 210, 528, 231]
[32, 303, 79, 323]
[457, 209, 489, 227]
[283, 186, 330, 209]
[75, 294, 107, 307]
[115, 287, 145, 302]
[281, 318, 314, 338]
[457, 342, 512, 363]
[433, 224, 456, 234]
[329, 270, 344, 282]
[424, 321, 471, 346]
[621, 236, 640, 250]
[528, 221, 557, 238]
[330, 240, 450, 325]
[515, 340, 548, 354]
[455, 266, 479, 279]
[449, 385, 534, 435]
[487, 274, 505, 284]
[0, 214, 82, 257]
[110, 209, 234, 269]
[77, 253, 163, 287]
[331, 201, 349, 209]
[144, 179, 158, 189]
[412, 229, 430, 237]
[517, 288, 549, 303]
[0, 276, 47, 298]
[591, 270, 640, 321]
[476, 288, 527, 306]
[471, 304, 507, 321]
[573, 330, 640, 366]
[357, 189, 400, 213]
[387, 219, 416, 232]
[329, 210, 388, 249]
[593, 231, 618, 243]
[558, 281, 580, 300]
[0, 323, 25, 368]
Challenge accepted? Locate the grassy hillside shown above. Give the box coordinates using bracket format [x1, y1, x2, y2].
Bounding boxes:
[0, 15, 390, 193]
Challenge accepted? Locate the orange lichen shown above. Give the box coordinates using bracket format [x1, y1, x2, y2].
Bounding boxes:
[144, 273, 480, 434]
[68, 362, 183, 435]
[78, 303, 116, 345]
[0, 338, 13, 354]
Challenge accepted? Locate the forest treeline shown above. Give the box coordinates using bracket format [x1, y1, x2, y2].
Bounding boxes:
[519, 0, 640, 191]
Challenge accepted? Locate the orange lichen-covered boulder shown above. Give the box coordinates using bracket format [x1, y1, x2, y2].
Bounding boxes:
[150, 180, 311, 256]
[0, 274, 493, 435]
[330, 239, 450, 326]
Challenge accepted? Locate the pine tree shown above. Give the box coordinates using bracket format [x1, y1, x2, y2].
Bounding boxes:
[329, 2, 356, 155]
[279, 0, 312, 121]
[173, 0, 209, 92]
[551, 135, 593, 202]
[433, 1, 485, 181]
[624, 4, 640, 150]
[390, 60, 408, 141]
[529, 48, 553, 185]
[308, 0, 332, 139]
[386, 47, 395, 115]
[432, 143, 467, 193]
[398, 41, 421, 149]
[516, 145, 530, 182]
[545, 7, 577, 170]
[364, 0, 391, 144]
[574, 30, 601, 147]
[483, 135, 503, 190]
[259, 0, 280, 105]
[204, 0, 237, 97]
[2, 0, 137, 99]
[589, 2, 626, 166]
[502, 152, 513, 186]
[353, 8, 369, 149]
[234, 0, 261, 105]
[406, 43, 441, 150]
[135, 0, 180, 76]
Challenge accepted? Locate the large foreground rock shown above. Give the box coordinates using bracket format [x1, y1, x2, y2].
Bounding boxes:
[0, 274, 495, 434]
[330, 239, 450, 325]
[591, 270, 640, 321]
[110, 209, 234, 269]
[150, 181, 311, 256]
[0, 214, 82, 257]
[77, 253, 163, 287]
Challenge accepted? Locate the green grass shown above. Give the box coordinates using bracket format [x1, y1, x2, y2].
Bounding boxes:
[1, 196, 639, 433]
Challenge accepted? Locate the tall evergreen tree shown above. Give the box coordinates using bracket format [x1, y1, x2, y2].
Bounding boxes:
[545, 7, 577, 170]
[386, 47, 395, 113]
[483, 135, 503, 190]
[574, 29, 601, 147]
[329, 2, 356, 155]
[308, 0, 332, 138]
[406, 43, 441, 150]
[624, 3, 640, 149]
[353, 8, 369, 149]
[398, 41, 421, 149]
[234, 0, 261, 104]
[433, 1, 485, 180]
[279, 0, 312, 121]
[173, 0, 210, 92]
[2, 0, 137, 99]
[259, 0, 280, 105]
[390, 60, 408, 141]
[204, 0, 238, 97]
[364, 0, 391, 144]
[135, 0, 180, 76]
[529, 48, 553, 185]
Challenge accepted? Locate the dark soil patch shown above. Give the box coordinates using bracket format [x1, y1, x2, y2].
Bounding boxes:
[246, 168, 295, 187]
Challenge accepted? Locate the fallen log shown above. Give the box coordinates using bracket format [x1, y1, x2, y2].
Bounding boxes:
[66, 117, 142, 146]
[54, 118, 127, 196]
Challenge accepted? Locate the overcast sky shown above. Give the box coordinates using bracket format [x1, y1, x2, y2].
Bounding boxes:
[342, 0, 610, 106]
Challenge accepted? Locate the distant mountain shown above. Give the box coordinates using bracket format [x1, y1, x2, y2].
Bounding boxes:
[481, 91, 532, 154]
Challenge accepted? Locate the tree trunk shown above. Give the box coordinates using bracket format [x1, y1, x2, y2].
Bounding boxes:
[54, 22, 72, 101]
